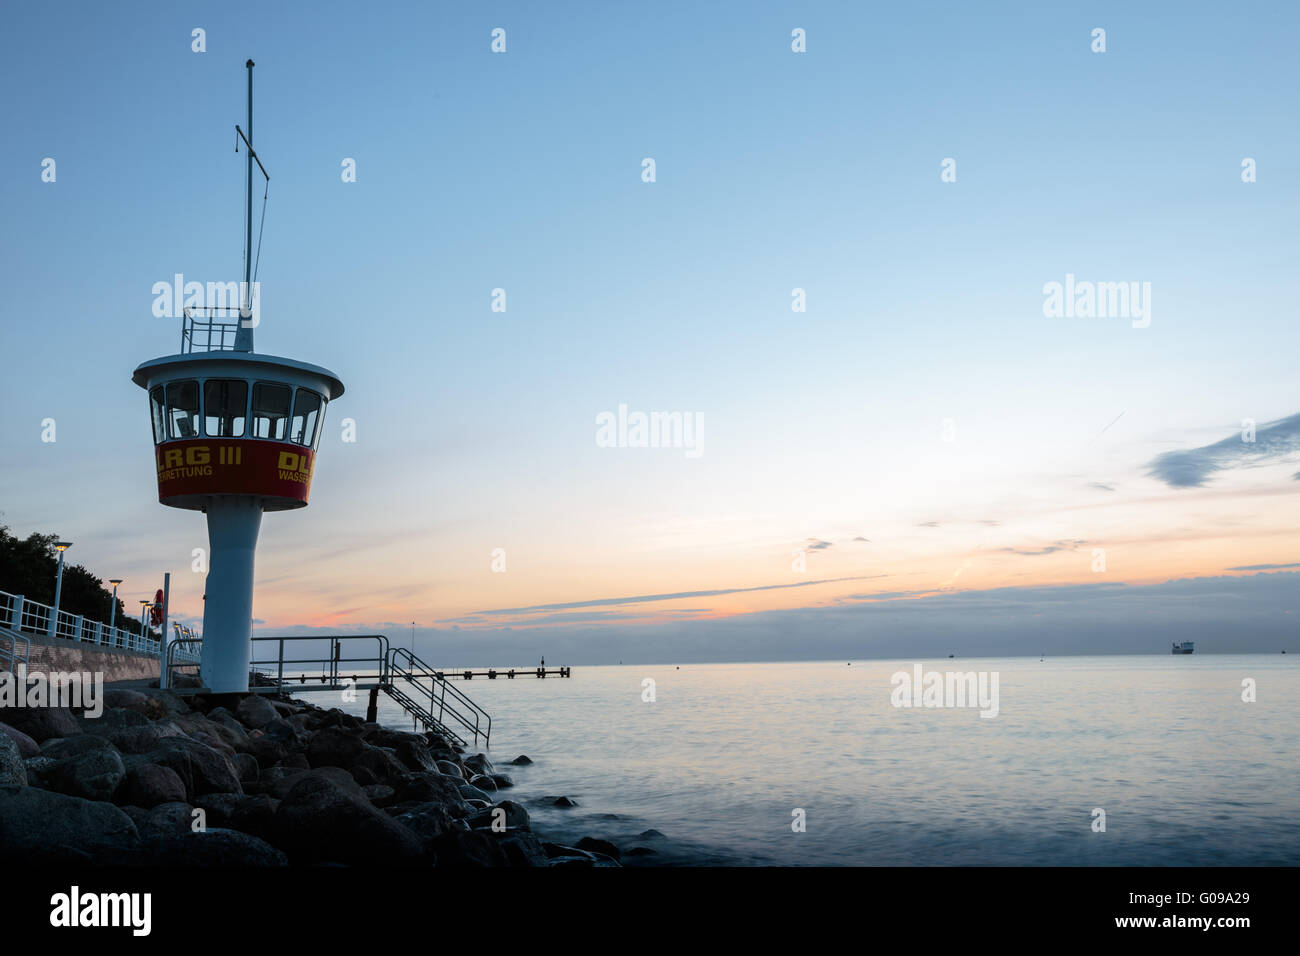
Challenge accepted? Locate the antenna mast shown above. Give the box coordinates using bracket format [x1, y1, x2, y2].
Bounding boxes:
[233, 59, 268, 352]
[244, 60, 253, 310]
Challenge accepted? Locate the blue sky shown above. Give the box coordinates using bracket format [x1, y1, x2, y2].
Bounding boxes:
[1, 1, 1297, 662]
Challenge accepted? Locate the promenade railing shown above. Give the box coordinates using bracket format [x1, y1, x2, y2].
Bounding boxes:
[0, 587, 199, 662]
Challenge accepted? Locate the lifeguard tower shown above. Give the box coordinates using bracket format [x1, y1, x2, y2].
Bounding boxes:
[133, 61, 343, 693]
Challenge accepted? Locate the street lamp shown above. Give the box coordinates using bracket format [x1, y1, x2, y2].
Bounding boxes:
[139, 600, 152, 640]
[49, 540, 73, 637]
[108, 578, 122, 632]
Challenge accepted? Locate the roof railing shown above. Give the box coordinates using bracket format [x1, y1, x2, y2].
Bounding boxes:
[180, 306, 247, 353]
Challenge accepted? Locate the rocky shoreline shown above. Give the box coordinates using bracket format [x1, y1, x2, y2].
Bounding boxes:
[0, 683, 628, 867]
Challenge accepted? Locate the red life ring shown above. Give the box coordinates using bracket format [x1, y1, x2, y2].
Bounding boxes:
[150, 589, 165, 627]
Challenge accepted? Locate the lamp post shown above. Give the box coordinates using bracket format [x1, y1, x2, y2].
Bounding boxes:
[108, 578, 122, 632]
[139, 600, 152, 642]
[49, 540, 73, 636]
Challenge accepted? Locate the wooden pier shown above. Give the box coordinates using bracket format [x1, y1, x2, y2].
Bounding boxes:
[440, 666, 571, 680]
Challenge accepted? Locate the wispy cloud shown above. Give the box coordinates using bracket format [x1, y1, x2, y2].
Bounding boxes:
[447, 573, 891, 624]
[997, 539, 1086, 557]
[805, 538, 833, 551]
[1148, 413, 1300, 487]
[1226, 562, 1300, 571]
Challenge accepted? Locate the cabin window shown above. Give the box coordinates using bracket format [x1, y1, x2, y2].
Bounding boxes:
[165, 380, 200, 439]
[250, 383, 291, 440]
[204, 380, 248, 437]
[313, 398, 327, 450]
[149, 387, 166, 444]
[290, 389, 322, 446]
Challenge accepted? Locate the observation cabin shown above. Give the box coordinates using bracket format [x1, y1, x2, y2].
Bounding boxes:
[131, 310, 344, 695]
[131, 312, 343, 513]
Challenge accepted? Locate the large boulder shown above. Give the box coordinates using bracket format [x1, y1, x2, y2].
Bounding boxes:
[268, 766, 361, 800]
[391, 802, 459, 860]
[394, 738, 438, 773]
[118, 764, 187, 808]
[245, 735, 287, 769]
[499, 831, 549, 866]
[40, 736, 126, 802]
[204, 711, 253, 750]
[0, 733, 25, 786]
[139, 801, 197, 838]
[306, 728, 366, 769]
[82, 707, 187, 754]
[272, 774, 423, 866]
[103, 689, 167, 720]
[350, 745, 407, 783]
[393, 772, 471, 815]
[0, 706, 80, 743]
[0, 785, 140, 864]
[134, 736, 243, 799]
[234, 753, 260, 783]
[192, 793, 280, 842]
[464, 753, 494, 776]
[173, 715, 243, 759]
[235, 695, 279, 730]
[260, 717, 301, 746]
[0, 722, 38, 759]
[133, 687, 191, 716]
[459, 783, 494, 803]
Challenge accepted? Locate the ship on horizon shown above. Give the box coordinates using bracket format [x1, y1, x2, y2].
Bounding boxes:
[1171, 640, 1195, 655]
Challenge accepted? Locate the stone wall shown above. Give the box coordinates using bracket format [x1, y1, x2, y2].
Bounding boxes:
[15, 632, 161, 683]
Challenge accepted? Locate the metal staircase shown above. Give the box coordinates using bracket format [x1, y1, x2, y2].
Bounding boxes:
[386, 647, 492, 748]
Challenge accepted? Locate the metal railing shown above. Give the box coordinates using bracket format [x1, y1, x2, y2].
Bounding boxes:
[181, 306, 246, 353]
[0, 587, 187, 658]
[0, 628, 29, 673]
[164, 638, 204, 683]
[165, 634, 493, 748]
[389, 647, 492, 748]
[250, 634, 391, 688]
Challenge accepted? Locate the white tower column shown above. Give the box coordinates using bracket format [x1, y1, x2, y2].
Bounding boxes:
[201, 496, 262, 692]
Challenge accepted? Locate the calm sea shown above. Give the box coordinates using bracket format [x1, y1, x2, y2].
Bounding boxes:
[357, 655, 1300, 866]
